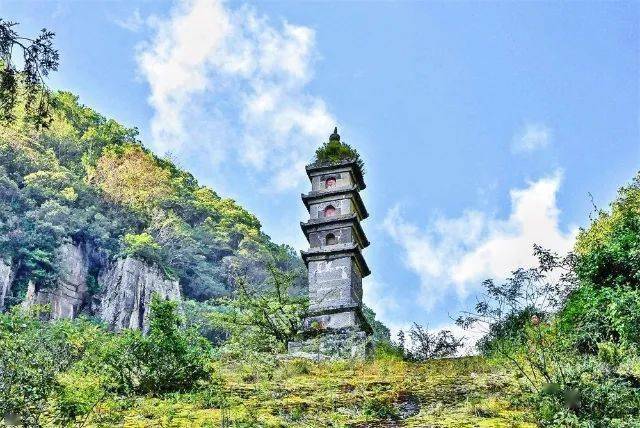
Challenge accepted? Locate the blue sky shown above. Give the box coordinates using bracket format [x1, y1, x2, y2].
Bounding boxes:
[3, 0, 638, 341]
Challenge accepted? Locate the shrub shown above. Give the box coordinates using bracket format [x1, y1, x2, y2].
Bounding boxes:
[374, 340, 405, 361]
[122, 232, 161, 263]
[98, 295, 213, 395]
[362, 396, 397, 420]
[211, 266, 307, 355]
[53, 372, 106, 426]
[558, 285, 640, 352]
[0, 307, 104, 426]
[287, 358, 312, 376]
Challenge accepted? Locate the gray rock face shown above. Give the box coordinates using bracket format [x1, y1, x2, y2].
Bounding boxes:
[97, 257, 180, 332]
[0, 259, 13, 311]
[23, 243, 89, 319]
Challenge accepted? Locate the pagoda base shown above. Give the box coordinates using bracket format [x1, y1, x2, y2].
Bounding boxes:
[288, 328, 372, 361]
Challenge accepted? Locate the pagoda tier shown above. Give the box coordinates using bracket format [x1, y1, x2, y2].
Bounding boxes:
[301, 185, 369, 221]
[305, 159, 366, 191]
[301, 242, 370, 278]
[300, 213, 370, 250]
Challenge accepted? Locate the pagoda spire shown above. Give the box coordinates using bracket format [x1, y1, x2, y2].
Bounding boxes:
[329, 126, 340, 141]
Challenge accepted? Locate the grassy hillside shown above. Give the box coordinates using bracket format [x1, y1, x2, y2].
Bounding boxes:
[48, 357, 534, 427]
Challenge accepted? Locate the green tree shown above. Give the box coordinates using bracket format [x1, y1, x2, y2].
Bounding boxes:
[212, 266, 307, 354]
[0, 19, 59, 127]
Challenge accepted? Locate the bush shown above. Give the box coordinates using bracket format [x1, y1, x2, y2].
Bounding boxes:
[211, 266, 307, 355]
[576, 211, 640, 290]
[53, 372, 106, 426]
[122, 232, 162, 264]
[558, 285, 640, 352]
[0, 307, 104, 426]
[533, 356, 640, 427]
[362, 396, 397, 420]
[98, 295, 213, 395]
[374, 340, 405, 361]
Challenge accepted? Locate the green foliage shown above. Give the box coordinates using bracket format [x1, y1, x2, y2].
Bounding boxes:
[576, 211, 640, 289]
[0, 306, 104, 426]
[0, 297, 216, 425]
[576, 172, 640, 255]
[53, 371, 105, 426]
[313, 139, 365, 173]
[211, 266, 307, 355]
[0, 20, 59, 127]
[459, 171, 640, 426]
[362, 396, 397, 420]
[122, 232, 162, 264]
[374, 340, 405, 361]
[0, 89, 305, 302]
[363, 304, 391, 343]
[558, 284, 640, 352]
[406, 323, 464, 361]
[97, 295, 213, 395]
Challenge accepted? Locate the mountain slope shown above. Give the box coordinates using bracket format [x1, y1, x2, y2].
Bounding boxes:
[0, 91, 304, 322]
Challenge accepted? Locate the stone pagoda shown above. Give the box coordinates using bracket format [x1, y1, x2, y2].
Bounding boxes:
[288, 128, 372, 359]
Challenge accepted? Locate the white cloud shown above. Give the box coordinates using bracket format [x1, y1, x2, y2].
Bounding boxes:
[512, 123, 551, 152]
[383, 171, 577, 310]
[136, 0, 334, 191]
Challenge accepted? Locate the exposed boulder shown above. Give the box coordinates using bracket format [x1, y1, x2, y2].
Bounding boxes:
[0, 259, 14, 311]
[23, 243, 89, 319]
[97, 257, 180, 332]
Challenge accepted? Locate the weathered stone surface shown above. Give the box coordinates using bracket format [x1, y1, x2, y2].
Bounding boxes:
[307, 258, 362, 315]
[97, 257, 180, 332]
[23, 243, 89, 319]
[304, 309, 369, 331]
[288, 329, 371, 361]
[0, 259, 13, 311]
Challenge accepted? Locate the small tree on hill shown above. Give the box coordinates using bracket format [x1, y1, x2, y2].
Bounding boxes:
[406, 323, 464, 361]
[211, 265, 307, 355]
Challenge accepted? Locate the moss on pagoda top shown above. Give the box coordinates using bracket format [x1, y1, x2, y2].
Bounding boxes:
[312, 127, 365, 175]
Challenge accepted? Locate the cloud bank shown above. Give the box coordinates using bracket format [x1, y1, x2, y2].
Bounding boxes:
[136, 0, 334, 191]
[383, 172, 577, 309]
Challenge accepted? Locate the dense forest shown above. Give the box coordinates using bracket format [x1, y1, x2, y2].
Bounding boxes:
[0, 90, 306, 305]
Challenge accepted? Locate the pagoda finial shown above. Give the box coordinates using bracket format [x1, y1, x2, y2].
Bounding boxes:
[329, 126, 340, 142]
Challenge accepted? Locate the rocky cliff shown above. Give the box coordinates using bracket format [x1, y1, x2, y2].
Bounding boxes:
[97, 257, 180, 332]
[17, 242, 180, 331]
[0, 259, 13, 311]
[24, 243, 89, 319]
